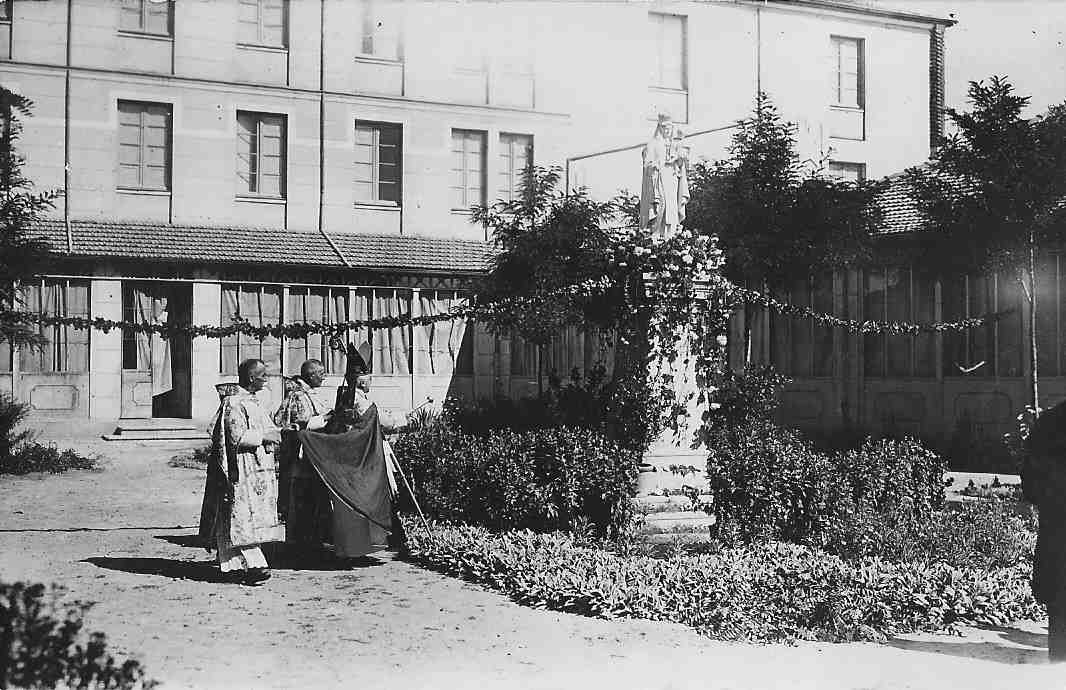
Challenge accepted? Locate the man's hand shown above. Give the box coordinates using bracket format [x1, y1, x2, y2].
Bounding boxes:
[263, 428, 282, 445]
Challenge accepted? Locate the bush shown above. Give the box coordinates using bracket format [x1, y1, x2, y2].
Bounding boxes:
[406, 523, 1043, 643]
[0, 393, 33, 460]
[0, 393, 96, 475]
[443, 366, 659, 452]
[706, 420, 946, 547]
[0, 581, 157, 689]
[820, 500, 1036, 569]
[1, 444, 97, 475]
[704, 365, 791, 430]
[393, 425, 639, 537]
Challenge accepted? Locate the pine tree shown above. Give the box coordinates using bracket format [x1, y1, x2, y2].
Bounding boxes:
[907, 77, 1066, 411]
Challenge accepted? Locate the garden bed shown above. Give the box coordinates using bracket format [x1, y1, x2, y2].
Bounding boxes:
[405, 521, 1044, 644]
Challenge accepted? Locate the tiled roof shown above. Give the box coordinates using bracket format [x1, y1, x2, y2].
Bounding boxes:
[875, 172, 925, 235]
[30, 219, 495, 273]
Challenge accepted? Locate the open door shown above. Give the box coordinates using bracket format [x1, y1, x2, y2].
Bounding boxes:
[120, 281, 192, 419]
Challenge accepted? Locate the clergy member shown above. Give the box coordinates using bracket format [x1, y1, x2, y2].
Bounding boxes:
[199, 358, 284, 585]
[273, 359, 333, 553]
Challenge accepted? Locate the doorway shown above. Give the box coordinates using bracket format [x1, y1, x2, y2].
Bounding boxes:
[119, 281, 193, 419]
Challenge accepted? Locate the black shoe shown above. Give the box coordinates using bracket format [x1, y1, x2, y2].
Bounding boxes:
[242, 568, 271, 585]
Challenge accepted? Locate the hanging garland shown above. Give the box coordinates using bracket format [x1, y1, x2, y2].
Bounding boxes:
[1, 257, 1006, 341]
[724, 282, 1010, 335]
[2, 278, 614, 342]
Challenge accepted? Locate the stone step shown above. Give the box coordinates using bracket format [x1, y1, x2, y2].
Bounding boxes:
[640, 511, 717, 537]
[633, 495, 705, 514]
[104, 419, 209, 441]
[636, 470, 709, 495]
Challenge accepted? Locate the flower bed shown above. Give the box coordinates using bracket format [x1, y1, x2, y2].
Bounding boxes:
[406, 523, 1043, 643]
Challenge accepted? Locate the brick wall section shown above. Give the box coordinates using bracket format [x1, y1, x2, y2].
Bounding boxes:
[929, 24, 946, 153]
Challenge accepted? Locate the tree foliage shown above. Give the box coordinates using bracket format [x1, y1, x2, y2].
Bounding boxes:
[472, 165, 625, 347]
[906, 77, 1066, 276]
[0, 86, 58, 348]
[685, 93, 883, 291]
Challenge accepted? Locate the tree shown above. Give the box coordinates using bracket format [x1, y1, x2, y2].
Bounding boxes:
[685, 93, 883, 361]
[472, 165, 728, 451]
[906, 77, 1066, 412]
[0, 86, 57, 348]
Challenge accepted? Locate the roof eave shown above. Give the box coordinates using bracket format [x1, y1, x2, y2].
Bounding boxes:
[752, 0, 957, 27]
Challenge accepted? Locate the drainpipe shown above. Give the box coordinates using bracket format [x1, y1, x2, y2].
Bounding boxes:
[63, 0, 73, 253]
[318, 0, 350, 268]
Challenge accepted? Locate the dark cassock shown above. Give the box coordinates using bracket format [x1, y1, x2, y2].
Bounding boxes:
[273, 371, 332, 548]
[299, 342, 403, 559]
[1021, 399, 1066, 662]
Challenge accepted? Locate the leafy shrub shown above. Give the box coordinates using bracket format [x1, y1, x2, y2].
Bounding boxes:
[0, 393, 34, 460]
[704, 365, 791, 430]
[0, 393, 97, 475]
[706, 420, 946, 547]
[393, 425, 639, 537]
[0, 581, 157, 689]
[406, 523, 1043, 643]
[443, 366, 659, 452]
[2, 444, 97, 475]
[820, 500, 1036, 569]
[167, 445, 211, 470]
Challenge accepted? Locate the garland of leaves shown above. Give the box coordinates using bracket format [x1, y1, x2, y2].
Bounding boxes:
[3, 275, 1004, 340]
[724, 283, 1010, 335]
[1, 278, 613, 341]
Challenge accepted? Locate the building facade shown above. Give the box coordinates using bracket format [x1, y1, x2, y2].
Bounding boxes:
[0, 0, 955, 428]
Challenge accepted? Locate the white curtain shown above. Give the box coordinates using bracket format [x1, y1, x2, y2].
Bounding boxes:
[418, 291, 468, 376]
[132, 286, 172, 396]
[373, 289, 410, 375]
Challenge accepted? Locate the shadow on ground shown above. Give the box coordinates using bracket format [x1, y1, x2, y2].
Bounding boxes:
[150, 533, 393, 572]
[887, 626, 1049, 665]
[84, 556, 224, 584]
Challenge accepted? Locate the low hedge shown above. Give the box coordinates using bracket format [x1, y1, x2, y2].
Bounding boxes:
[392, 425, 640, 536]
[406, 523, 1043, 643]
[706, 420, 946, 547]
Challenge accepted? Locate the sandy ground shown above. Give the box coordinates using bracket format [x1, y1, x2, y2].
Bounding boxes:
[1, 432, 1064, 690]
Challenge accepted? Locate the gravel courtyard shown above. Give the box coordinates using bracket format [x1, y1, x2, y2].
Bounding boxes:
[0, 432, 1062, 690]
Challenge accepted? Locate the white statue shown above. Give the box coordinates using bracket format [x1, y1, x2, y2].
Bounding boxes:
[639, 113, 690, 240]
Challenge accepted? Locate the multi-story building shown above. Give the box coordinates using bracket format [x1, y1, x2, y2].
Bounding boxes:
[0, 0, 953, 430]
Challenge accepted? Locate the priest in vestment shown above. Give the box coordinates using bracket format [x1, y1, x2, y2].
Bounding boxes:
[198, 358, 284, 585]
[273, 359, 333, 551]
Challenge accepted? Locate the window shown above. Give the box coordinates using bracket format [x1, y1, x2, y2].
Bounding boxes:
[287, 287, 348, 375]
[354, 121, 401, 205]
[19, 279, 90, 374]
[649, 13, 686, 91]
[238, 0, 287, 48]
[118, 101, 171, 191]
[829, 161, 866, 183]
[770, 274, 835, 378]
[0, 1, 12, 23]
[236, 111, 286, 198]
[120, 0, 172, 36]
[450, 129, 485, 210]
[943, 273, 1023, 378]
[497, 133, 532, 203]
[863, 268, 936, 378]
[220, 284, 282, 375]
[359, 0, 401, 61]
[831, 36, 864, 109]
[1036, 254, 1066, 377]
